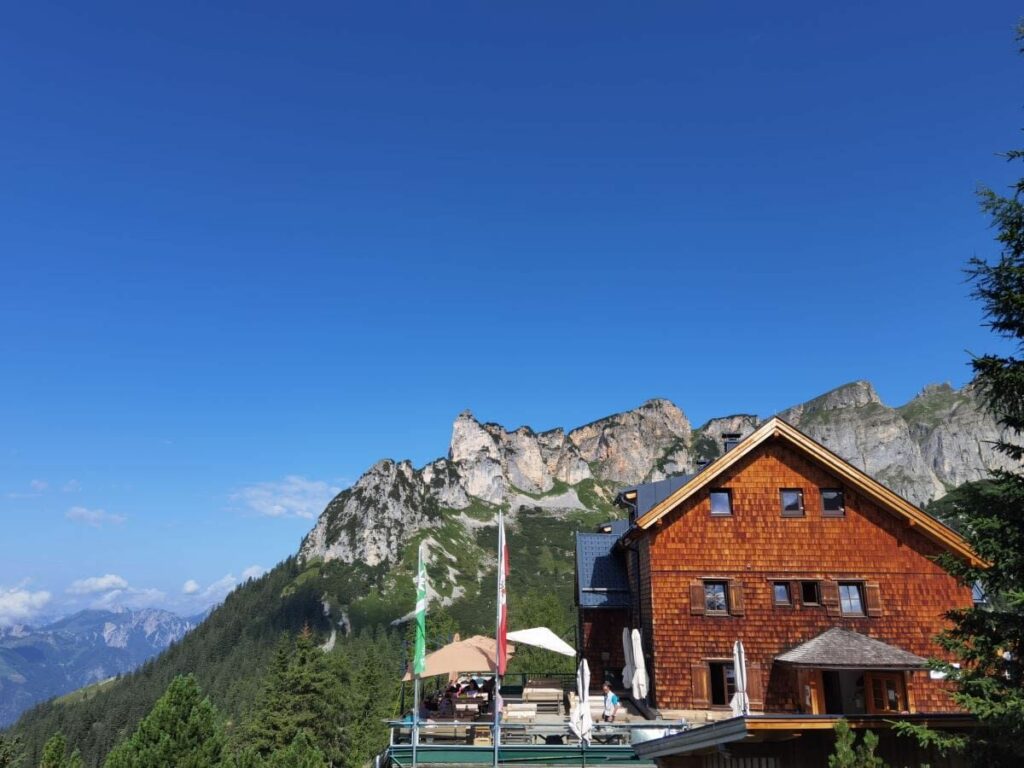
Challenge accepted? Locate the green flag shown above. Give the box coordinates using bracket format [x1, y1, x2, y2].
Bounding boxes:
[413, 541, 428, 677]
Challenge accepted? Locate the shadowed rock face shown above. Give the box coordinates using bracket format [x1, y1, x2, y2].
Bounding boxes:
[300, 381, 1013, 567]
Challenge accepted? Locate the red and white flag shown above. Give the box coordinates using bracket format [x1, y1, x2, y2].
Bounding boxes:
[496, 512, 509, 676]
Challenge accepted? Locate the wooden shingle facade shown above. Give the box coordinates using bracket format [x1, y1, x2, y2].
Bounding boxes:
[577, 418, 978, 723]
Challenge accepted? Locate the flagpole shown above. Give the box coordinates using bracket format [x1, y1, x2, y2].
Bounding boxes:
[412, 542, 428, 768]
[493, 511, 505, 768]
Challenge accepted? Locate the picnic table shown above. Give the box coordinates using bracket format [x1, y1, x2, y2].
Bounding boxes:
[522, 678, 564, 715]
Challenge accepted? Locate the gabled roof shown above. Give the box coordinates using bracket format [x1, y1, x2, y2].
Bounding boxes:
[575, 523, 630, 609]
[776, 628, 926, 670]
[625, 417, 982, 567]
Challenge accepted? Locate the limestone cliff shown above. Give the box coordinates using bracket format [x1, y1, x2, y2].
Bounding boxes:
[299, 382, 1010, 569]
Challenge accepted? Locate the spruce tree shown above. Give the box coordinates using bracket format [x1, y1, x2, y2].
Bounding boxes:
[38, 735, 82, 768]
[828, 720, 887, 768]
[264, 732, 328, 768]
[239, 630, 346, 766]
[0, 734, 23, 768]
[897, 23, 1024, 767]
[102, 675, 224, 768]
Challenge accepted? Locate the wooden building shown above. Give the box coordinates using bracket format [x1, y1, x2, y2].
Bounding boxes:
[574, 417, 980, 766]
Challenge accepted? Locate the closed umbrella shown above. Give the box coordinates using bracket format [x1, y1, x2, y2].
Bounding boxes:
[730, 640, 750, 717]
[621, 628, 634, 691]
[630, 629, 648, 700]
[571, 659, 593, 745]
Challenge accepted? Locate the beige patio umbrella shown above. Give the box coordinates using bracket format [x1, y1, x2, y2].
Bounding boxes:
[401, 635, 516, 681]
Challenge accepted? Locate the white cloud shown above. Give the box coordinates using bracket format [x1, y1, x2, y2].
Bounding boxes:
[63, 479, 81, 492]
[0, 585, 51, 627]
[182, 579, 200, 595]
[91, 587, 166, 610]
[241, 565, 266, 581]
[231, 475, 340, 520]
[30, 479, 48, 492]
[66, 506, 126, 527]
[201, 574, 239, 601]
[67, 574, 129, 595]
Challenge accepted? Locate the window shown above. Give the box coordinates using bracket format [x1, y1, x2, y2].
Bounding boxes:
[866, 673, 906, 714]
[722, 434, 742, 453]
[709, 489, 732, 516]
[821, 488, 845, 516]
[839, 582, 865, 615]
[781, 488, 804, 517]
[704, 581, 729, 614]
[800, 581, 820, 605]
[773, 581, 792, 605]
[709, 662, 736, 706]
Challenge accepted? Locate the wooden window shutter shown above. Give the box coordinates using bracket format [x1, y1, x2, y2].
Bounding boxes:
[746, 661, 764, 711]
[690, 662, 710, 709]
[790, 580, 802, 608]
[689, 580, 705, 615]
[865, 582, 883, 617]
[728, 580, 745, 616]
[822, 580, 841, 617]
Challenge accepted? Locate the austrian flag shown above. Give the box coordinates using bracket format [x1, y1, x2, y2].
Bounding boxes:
[496, 513, 509, 676]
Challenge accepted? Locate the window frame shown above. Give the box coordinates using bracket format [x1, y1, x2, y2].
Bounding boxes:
[709, 488, 733, 517]
[772, 581, 792, 606]
[780, 488, 805, 517]
[703, 580, 730, 615]
[821, 488, 845, 517]
[800, 580, 820, 605]
[838, 581, 866, 616]
[708, 660, 737, 707]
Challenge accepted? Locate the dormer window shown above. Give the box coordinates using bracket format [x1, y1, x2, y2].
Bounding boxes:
[709, 489, 733, 516]
[722, 434, 742, 453]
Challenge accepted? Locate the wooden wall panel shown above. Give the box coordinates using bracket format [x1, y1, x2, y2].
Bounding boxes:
[642, 438, 972, 713]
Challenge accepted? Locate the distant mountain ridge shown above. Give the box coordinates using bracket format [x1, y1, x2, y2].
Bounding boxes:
[0, 608, 195, 727]
[301, 380, 1013, 571]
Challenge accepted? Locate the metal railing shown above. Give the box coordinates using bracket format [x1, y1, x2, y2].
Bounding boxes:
[386, 719, 687, 748]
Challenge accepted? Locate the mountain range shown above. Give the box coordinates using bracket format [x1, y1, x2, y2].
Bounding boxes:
[5, 378, 1013, 765]
[0, 608, 196, 727]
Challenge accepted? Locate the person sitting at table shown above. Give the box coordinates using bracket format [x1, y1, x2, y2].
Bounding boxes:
[465, 680, 480, 698]
[438, 692, 454, 718]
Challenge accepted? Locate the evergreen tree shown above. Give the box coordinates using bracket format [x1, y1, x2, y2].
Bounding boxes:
[340, 628, 402, 768]
[264, 732, 327, 768]
[239, 630, 346, 766]
[0, 734, 23, 768]
[102, 675, 224, 768]
[897, 23, 1024, 767]
[828, 719, 887, 768]
[38, 735, 82, 768]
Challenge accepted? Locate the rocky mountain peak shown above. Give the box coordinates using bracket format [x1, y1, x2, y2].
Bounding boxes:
[300, 381, 1013, 571]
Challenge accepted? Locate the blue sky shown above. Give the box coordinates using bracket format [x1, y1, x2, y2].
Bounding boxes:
[1, 1, 1020, 622]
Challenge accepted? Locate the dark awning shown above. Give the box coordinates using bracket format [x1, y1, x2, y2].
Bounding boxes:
[776, 628, 927, 670]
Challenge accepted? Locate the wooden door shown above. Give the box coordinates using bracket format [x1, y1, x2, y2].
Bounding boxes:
[798, 669, 825, 714]
[865, 672, 907, 714]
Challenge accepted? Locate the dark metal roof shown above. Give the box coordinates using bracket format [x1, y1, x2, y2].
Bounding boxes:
[615, 474, 696, 521]
[575, 526, 630, 609]
[776, 628, 927, 670]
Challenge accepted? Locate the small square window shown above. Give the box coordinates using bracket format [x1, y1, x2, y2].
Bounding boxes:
[781, 488, 804, 517]
[800, 581, 820, 605]
[773, 582, 791, 605]
[839, 582, 865, 615]
[709, 489, 732, 516]
[704, 581, 729, 614]
[822, 488, 845, 516]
